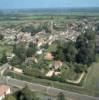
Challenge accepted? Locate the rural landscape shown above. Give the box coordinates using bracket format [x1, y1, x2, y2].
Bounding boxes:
[0, 1, 99, 100]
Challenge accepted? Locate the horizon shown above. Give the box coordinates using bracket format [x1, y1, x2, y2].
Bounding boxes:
[0, 0, 99, 9]
[1, 7, 99, 11]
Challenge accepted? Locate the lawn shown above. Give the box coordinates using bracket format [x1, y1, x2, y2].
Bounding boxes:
[83, 62, 99, 94]
[60, 65, 82, 81]
[66, 68, 81, 80]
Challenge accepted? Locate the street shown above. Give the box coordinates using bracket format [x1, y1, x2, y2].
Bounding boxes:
[0, 77, 99, 100]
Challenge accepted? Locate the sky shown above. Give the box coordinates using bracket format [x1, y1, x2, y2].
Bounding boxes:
[0, 0, 99, 9]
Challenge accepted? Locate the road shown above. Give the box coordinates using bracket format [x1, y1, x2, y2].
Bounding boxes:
[0, 63, 11, 76]
[0, 63, 99, 100]
[0, 77, 99, 100]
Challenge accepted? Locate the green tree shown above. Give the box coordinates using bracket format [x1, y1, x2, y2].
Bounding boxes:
[26, 42, 37, 57]
[42, 22, 51, 33]
[76, 30, 95, 65]
[3, 95, 16, 100]
[52, 40, 66, 61]
[53, 46, 65, 61]
[24, 68, 44, 78]
[17, 85, 40, 100]
[13, 43, 26, 61]
[57, 92, 65, 100]
[0, 34, 4, 40]
[60, 70, 67, 82]
[64, 41, 77, 62]
[84, 30, 95, 40]
[76, 46, 95, 65]
[0, 52, 7, 64]
[26, 47, 34, 57]
[10, 56, 21, 66]
[74, 63, 87, 73]
[76, 34, 87, 49]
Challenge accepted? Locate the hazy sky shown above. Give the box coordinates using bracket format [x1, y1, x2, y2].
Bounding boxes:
[0, 0, 99, 9]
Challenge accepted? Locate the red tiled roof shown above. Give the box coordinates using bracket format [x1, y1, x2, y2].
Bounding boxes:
[0, 85, 10, 96]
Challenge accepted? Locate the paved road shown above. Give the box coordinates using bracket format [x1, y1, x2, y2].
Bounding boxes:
[0, 77, 99, 100]
[0, 63, 11, 76]
[0, 63, 10, 70]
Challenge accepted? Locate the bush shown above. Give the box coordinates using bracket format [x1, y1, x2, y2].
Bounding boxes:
[0, 34, 4, 40]
[74, 63, 87, 73]
[23, 68, 44, 78]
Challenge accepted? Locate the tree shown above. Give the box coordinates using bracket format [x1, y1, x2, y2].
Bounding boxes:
[0, 52, 7, 64]
[42, 22, 51, 33]
[84, 30, 95, 40]
[76, 34, 87, 49]
[57, 92, 65, 100]
[60, 70, 67, 82]
[10, 56, 21, 66]
[3, 95, 16, 100]
[76, 46, 95, 65]
[64, 41, 77, 62]
[13, 43, 26, 61]
[53, 46, 65, 61]
[26, 42, 37, 57]
[26, 47, 34, 57]
[52, 40, 66, 61]
[74, 63, 87, 73]
[16, 85, 40, 100]
[23, 68, 44, 78]
[21, 25, 43, 35]
[0, 34, 4, 40]
[76, 30, 95, 65]
[53, 41, 77, 62]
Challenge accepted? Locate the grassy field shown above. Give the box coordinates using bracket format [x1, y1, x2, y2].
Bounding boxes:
[84, 62, 99, 94]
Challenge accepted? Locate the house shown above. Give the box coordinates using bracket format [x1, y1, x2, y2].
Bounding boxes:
[36, 49, 43, 55]
[32, 56, 38, 63]
[17, 32, 32, 42]
[48, 35, 53, 40]
[22, 32, 32, 42]
[0, 85, 11, 100]
[48, 41, 53, 45]
[46, 70, 54, 77]
[44, 52, 53, 60]
[37, 39, 45, 48]
[46, 70, 60, 77]
[24, 57, 38, 66]
[13, 67, 23, 74]
[50, 61, 63, 70]
[54, 72, 61, 76]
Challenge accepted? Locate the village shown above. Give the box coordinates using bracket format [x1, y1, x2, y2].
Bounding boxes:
[0, 17, 97, 81]
[0, 14, 98, 100]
